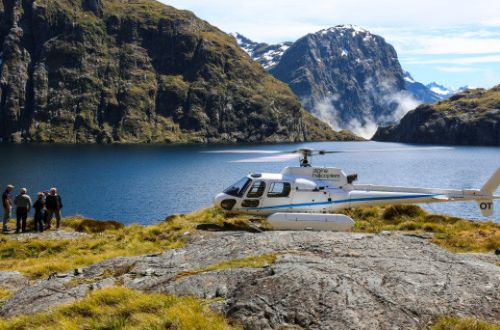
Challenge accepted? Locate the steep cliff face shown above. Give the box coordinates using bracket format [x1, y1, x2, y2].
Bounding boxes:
[0, 0, 344, 143]
[266, 25, 416, 138]
[373, 86, 500, 146]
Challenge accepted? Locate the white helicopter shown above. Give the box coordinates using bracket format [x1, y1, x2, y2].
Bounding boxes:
[211, 148, 500, 231]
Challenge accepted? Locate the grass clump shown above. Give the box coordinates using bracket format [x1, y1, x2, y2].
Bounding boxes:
[430, 315, 500, 330]
[177, 253, 277, 280]
[344, 205, 500, 253]
[0, 287, 235, 330]
[0, 288, 12, 307]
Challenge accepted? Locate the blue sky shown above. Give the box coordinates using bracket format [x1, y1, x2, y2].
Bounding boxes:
[162, 0, 500, 89]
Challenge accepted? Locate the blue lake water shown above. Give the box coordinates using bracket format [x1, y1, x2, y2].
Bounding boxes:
[0, 141, 498, 225]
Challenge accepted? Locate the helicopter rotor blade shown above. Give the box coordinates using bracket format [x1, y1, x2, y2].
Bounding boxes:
[319, 146, 453, 154]
[202, 149, 284, 154]
[231, 153, 300, 163]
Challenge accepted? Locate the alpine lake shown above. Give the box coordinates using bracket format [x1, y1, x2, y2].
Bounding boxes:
[1, 141, 498, 225]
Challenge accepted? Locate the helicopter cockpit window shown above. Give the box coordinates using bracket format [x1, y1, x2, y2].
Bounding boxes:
[267, 182, 291, 198]
[247, 181, 266, 198]
[224, 178, 251, 197]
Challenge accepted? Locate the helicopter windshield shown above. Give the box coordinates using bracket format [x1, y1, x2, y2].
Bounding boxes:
[224, 177, 251, 197]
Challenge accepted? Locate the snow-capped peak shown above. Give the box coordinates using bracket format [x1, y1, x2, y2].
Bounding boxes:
[319, 25, 370, 37]
[426, 82, 456, 97]
[403, 71, 416, 84]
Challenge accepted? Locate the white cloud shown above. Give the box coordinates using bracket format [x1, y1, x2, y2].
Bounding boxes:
[163, 0, 500, 43]
[436, 66, 481, 73]
[403, 55, 500, 65]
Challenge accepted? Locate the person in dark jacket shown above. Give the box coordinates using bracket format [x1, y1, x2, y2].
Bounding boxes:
[2, 185, 14, 233]
[33, 192, 46, 232]
[45, 188, 63, 230]
[14, 188, 32, 234]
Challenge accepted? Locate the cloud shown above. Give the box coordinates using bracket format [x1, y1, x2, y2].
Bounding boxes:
[436, 66, 481, 73]
[310, 86, 420, 139]
[382, 91, 421, 122]
[402, 54, 500, 65]
[161, 0, 500, 43]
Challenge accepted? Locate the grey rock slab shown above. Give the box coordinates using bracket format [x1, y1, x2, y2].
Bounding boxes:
[0, 271, 29, 291]
[1, 231, 499, 330]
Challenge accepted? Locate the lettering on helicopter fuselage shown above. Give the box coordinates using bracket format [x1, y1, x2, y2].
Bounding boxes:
[312, 168, 341, 180]
[480, 202, 492, 210]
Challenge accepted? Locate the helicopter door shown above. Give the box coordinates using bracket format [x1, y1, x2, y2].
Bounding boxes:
[241, 181, 266, 209]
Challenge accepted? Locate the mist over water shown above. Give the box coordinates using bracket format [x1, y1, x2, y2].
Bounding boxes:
[0, 142, 498, 225]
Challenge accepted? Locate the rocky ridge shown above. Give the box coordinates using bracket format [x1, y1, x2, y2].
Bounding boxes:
[0, 0, 347, 143]
[1, 230, 499, 329]
[373, 85, 500, 145]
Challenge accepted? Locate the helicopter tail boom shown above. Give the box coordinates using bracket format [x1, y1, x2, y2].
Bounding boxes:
[480, 167, 500, 195]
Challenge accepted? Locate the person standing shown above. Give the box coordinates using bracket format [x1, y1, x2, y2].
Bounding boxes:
[14, 188, 32, 234]
[33, 192, 46, 232]
[46, 188, 63, 230]
[2, 185, 14, 233]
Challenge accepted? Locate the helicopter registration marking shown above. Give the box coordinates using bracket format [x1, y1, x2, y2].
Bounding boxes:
[312, 168, 341, 180]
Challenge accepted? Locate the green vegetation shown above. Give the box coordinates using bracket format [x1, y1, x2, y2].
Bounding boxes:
[0, 289, 12, 307]
[345, 205, 500, 252]
[0, 287, 235, 330]
[177, 253, 277, 280]
[430, 315, 500, 330]
[434, 85, 500, 115]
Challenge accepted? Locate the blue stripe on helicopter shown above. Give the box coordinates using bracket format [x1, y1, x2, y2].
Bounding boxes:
[248, 193, 442, 210]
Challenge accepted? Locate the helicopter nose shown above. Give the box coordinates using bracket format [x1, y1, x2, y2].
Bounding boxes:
[213, 193, 237, 211]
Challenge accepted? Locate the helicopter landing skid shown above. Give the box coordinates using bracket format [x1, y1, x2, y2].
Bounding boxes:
[267, 213, 354, 231]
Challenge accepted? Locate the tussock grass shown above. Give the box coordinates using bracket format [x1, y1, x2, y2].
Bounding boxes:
[0, 210, 254, 279]
[177, 253, 277, 280]
[345, 205, 500, 253]
[0, 287, 235, 330]
[430, 315, 500, 330]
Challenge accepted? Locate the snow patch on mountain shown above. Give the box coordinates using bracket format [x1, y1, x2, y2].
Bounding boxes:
[232, 33, 292, 69]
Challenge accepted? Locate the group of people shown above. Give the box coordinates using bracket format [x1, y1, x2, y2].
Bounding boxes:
[2, 185, 63, 233]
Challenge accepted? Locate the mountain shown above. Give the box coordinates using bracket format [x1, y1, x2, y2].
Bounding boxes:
[0, 0, 351, 144]
[373, 85, 500, 146]
[234, 26, 418, 138]
[403, 72, 443, 103]
[231, 33, 292, 70]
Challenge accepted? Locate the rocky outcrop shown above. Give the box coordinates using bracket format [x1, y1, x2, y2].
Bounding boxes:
[373, 86, 500, 146]
[0, 0, 346, 144]
[2, 231, 499, 329]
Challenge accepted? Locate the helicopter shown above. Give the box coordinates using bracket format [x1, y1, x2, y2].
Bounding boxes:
[210, 148, 500, 231]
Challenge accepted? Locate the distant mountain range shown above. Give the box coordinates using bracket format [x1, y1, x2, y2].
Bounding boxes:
[233, 27, 464, 138]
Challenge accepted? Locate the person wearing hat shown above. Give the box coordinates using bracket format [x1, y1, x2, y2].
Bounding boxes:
[14, 188, 32, 234]
[2, 185, 14, 233]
